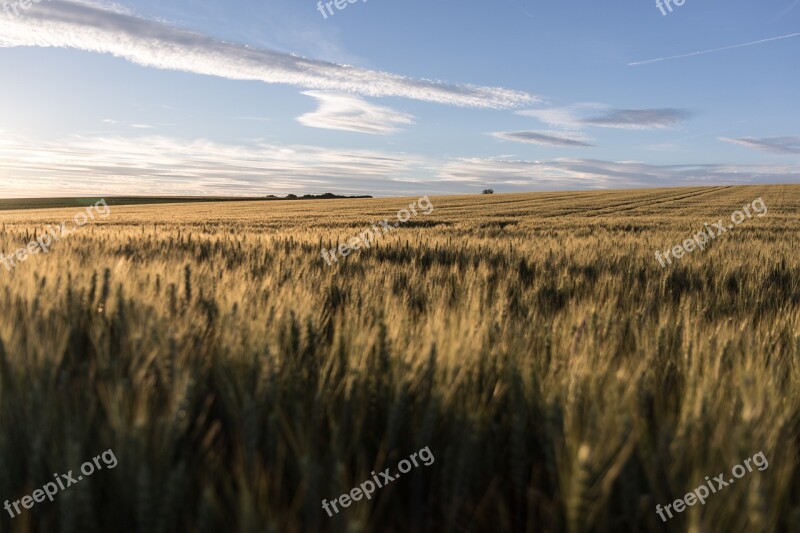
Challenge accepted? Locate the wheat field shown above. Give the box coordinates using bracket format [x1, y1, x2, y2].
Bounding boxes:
[0, 185, 798, 532]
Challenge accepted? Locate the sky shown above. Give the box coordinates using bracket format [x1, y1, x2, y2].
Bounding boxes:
[0, 0, 798, 197]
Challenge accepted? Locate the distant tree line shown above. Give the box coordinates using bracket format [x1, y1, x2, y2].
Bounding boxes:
[265, 193, 373, 200]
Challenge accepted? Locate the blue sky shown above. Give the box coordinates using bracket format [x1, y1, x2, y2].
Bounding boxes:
[0, 0, 798, 197]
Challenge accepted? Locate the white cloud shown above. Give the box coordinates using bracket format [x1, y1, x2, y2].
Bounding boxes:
[0, 133, 430, 197]
[297, 91, 414, 135]
[1, 133, 795, 198]
[516, 104, 601, 130]
[491, 130, 594, 147]
[720, 136, 800, 155]
[0, 1, 536, 109]
[580, 109, 691, 130]
[438, 157, 800, 190]
[518, 104, 691, 134]
[101, 119, 160, 130]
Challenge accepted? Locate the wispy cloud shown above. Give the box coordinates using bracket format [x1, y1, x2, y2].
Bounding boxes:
[629, 32, 800, 66]
[1, 132, 795, 198]
[0, 1, 536, 109]
[491, 131, 594, 147]
[580, 109, 691, 130]
[516, 104, 603, 130]
[518, 104, 690, 133]
[720, 136, 800, 155]
[0, 133, 429, 197]
[101, 119, 166, 130]
[297, 91, 414, 135]
[438, 157, 800, 190]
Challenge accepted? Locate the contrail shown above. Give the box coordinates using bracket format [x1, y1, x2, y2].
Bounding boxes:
[629, 32, 800, 66]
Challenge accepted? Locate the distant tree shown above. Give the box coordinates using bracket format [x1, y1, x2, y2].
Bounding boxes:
[482, 188, 494, 195]
[272, 192, 372, 201]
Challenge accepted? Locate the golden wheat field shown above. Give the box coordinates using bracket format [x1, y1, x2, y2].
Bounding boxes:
[0, 184, 798, 533]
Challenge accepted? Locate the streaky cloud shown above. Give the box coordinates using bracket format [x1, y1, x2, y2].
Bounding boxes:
[0, 1, 536, 109]
[2, 133, 795, 197]
[438, 157, 800, 190]
[491, 131, 594, 147]
[721, 136, 800, 155]
[298, 92, 414, 135]
[580, 109, 691, 130]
